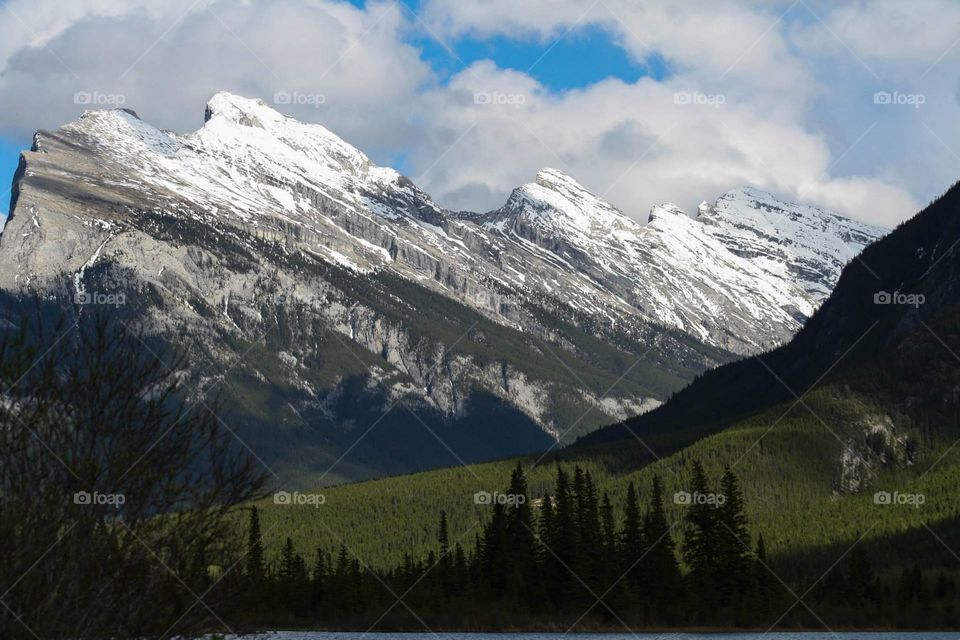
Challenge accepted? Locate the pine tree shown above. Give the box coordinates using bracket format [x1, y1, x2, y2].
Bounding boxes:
[540, 491, 555, 549]
[539, 490, 559, 609]
[642, 474, 681, 607]
[481, 500, 509, 597]
[599, 491, 621, 608]
[505, 462, 539, 609]
[550, 466, 577, 609]
[621, 481, 644, 591]
[752, 534, 775, 622]
[246, 506, 266, 584]
[280, 537, 297, 581]
[682, 460, 719, 619]
[312, 547, 326, 609]
[438, 510, 450, 558]
[715, 466, 751, 609]
[332, 545, 353, 612]
[574, 468, 602, 596]
[437, 510, 452, 592]
[277, 537, 310, 616]
[451, 542, 469, 597]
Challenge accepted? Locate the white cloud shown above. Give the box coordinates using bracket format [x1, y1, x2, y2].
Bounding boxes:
[412, 62, 917, 226]
[0, 0, 957, 227]
[0, 0, 430, 155]
[789, 0, 960, 64]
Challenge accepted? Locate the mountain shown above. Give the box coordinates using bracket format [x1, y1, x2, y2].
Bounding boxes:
[0, 92, 883, 485]
[249, 179, 960, 614]
[579, 178, 960, 450]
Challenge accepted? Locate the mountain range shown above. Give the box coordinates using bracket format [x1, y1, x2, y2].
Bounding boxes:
[250, 176, 960, 610]
[0, 92, 885, 485]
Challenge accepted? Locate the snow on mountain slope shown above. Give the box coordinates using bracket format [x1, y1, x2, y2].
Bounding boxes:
[0, 93, 888, 483]
[479, 169, 883, 353]
[698, 187, 887, 300]
[6, 93, 885, 356]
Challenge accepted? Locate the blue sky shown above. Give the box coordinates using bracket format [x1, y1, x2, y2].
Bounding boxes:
[0, 139, 23, 216]
[413, 26, 664, 91]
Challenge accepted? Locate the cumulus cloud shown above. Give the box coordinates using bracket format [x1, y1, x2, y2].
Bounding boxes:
[0, 0, 957, 227]
[0, 0, 431, 155]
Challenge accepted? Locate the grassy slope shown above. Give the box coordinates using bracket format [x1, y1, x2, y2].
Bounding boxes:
[252, 382, 960, 578]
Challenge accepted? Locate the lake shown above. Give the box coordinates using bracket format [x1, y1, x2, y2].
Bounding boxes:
[225, 634, 960, 640]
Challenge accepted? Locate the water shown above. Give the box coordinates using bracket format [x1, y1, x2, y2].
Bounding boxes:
[224, 634, 958, 640]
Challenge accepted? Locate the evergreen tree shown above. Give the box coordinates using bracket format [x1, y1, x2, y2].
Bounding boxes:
[278, 537, 310, 615]
[682, 460, 719, 619]
[540, 491, 555, 549]
[312, 547, 326, 609]
[715, 466, 751, 609]
[538, 490, 558, 609]
[752, 534, 775, 622]
[332, 545, 355, 612]
[642, 475, 681, 607]
[574, 468, 602, 596]
[599, 491, 621, 608]
[621, 481, 644, 591]
[451, 542, 469, 597]
[437, 510, 452, 592]
[246, 506, 266, 579]
[505, 463, 539, 609]
[550, 466, 577, 608]
[279, 537, 297, 580]
[481, 500, 509, 597]
[438, 510, 450, 557]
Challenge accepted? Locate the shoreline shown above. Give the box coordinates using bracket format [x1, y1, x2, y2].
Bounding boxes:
[228, 627, 960, 635]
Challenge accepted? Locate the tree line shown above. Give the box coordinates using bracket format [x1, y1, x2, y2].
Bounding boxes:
[230, 460, 960, 630]
[228, 461, 877, 629]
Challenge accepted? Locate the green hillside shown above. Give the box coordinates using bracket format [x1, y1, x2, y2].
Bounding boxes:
[240, 295, 960, 630]
[253, 383, 960, 577]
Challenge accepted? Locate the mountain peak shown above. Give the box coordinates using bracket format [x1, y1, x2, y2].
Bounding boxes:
[204, 92, 280, 128]
[647, 202, 688, 225]
[533, 167, 588, 193]
[696, 185, 888, 300]
[193, 92, 372, 179]
[507, 167, 629, 230]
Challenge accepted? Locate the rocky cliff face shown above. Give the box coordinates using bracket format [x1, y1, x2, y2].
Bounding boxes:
[0, 93, 885, 486]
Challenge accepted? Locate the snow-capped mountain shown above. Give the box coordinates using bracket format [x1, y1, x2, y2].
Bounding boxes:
[698, 187, 885, 300]
[0, 93, 885, 485]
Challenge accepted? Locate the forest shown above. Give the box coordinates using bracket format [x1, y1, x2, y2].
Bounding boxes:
[227, 462, 960, 631]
